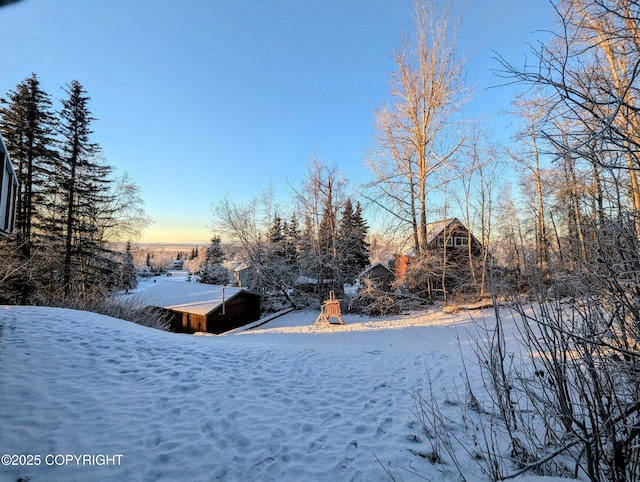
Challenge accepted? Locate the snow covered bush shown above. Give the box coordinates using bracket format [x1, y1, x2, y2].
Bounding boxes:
[349, 277, 400, 315]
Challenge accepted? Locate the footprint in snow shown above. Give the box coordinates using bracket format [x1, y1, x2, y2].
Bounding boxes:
[143, 432, 162, 449]
[376, 417, 393, 436]
[345, 440, 358, 460]
[201, 420, 217, 441]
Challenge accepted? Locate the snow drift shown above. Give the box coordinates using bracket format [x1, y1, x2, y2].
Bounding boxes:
[0, 305, 575, 481]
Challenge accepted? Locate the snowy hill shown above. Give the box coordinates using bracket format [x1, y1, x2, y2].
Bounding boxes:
[0, 305, 576, 481]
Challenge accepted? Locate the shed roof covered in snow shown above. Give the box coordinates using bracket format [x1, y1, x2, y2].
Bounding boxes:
[133, 281, 253, 316]
[357, 262, 394, 279]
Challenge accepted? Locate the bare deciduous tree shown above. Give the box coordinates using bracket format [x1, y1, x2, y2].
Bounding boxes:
[507, 98, 554, 282]
[366, 0, 469, 255]
[496, 0, 640, 236]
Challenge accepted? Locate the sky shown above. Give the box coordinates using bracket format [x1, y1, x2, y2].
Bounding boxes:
[0, 0, 553, 244]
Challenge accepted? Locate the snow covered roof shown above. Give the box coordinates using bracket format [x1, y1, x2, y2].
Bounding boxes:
[229, 262, 249, 272]
[357, 262, 394, 279]
[294, 275, 334, 285]
[133, 281, 255, 316]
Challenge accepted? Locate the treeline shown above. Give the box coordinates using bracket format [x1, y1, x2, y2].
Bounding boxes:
[0, 73, 149, 304]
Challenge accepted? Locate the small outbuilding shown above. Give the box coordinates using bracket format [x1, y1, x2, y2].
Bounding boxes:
[357, 262, 396, 292]
[134, 281, 261, 334]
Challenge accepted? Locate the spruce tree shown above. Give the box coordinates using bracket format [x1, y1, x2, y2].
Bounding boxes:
[120, 240, 137, 293]
[1, 75, 149, 302]
[337, 198, 370, 284]
[267, 212, 285, 257]
[261, 213, 301, 294]
[352, 201, 370, 277]
[0, 74, 56, 302]
[0, 73, 56, 252]
[284, 213, 300, 265]
[55, 80, 113, 295]
[199, 235, 229, 285]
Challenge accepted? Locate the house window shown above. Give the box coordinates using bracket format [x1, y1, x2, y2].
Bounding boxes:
[438, 237, 454, 247]
[454, 236, 468, 247]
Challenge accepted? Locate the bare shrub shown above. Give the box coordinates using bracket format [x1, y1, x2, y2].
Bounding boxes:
[349, 277, 400, 315]
[55, 294, 171, 331]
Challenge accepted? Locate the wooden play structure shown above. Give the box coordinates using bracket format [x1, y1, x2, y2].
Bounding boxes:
[313, 291, 344, 327]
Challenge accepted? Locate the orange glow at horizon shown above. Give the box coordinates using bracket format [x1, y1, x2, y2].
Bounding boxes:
[139, 222, 210, 245]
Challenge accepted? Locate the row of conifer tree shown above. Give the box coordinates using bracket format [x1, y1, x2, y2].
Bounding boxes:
[0, 74, 145, 304]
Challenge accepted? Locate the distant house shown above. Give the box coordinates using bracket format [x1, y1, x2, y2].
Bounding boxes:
[133, 281, 261, 334]
[173, 259, 185, 270]
[394, 218, 484, 294]
[357, 262, 396, 292]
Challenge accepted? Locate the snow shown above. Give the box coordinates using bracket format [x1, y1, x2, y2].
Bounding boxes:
[0, 302, 580, 481]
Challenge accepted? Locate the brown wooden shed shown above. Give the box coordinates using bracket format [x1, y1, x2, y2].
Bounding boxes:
[357, 262, 396, 292]
[134, 281, 261, 334]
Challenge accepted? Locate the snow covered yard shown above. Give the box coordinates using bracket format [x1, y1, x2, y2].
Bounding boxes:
[0, 305, 574, 481]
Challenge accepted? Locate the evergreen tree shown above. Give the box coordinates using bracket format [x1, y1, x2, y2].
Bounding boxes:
[267, 212, 285, 257]
[339, 202, 370, 283]
[0, 73, 56, 252]
[336, 199, 370, 284]
[199, 235, 229, 285]
[55, 80, 113, 295]
[284, 213, 300, 265]
[0, 74, 56, 302]
[260, 213, 300, 294]
[337, 197, 355, 283]
[120, 240, 137, 293]
[0, 75, 150, 303]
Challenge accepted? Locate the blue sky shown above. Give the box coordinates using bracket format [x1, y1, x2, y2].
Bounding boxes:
[0, 0, 552, 243]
